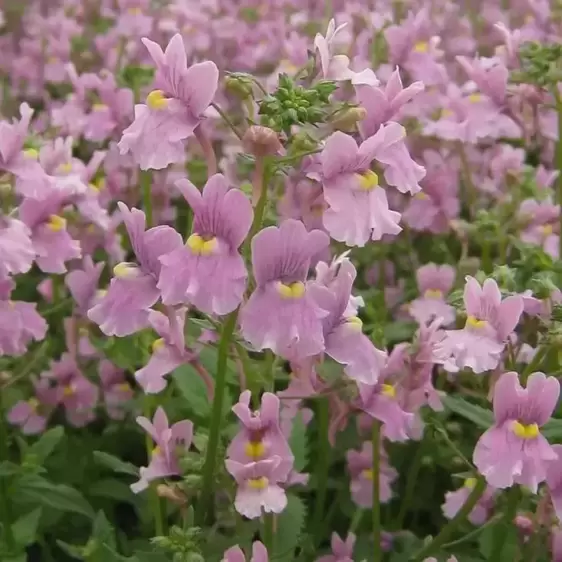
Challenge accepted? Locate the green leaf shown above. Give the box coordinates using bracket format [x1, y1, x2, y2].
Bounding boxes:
[0, 461, 20, 477]
[26, 426, 64, 464]
[478, 521, 519, 562]
[88, 479, 136, 504]
[93, 451, 139, 476]
[172, 364, 232, 419]
[17, 475, 95, 519]
[3, 555, 27, 562]
[442, 395, 493, 429]
[11, 507, 42, 548]
[543, 418, 562, 440]
[289, 411, 308, 473]
[91, 510, 116, 549]
[56, 540, 84, 559]
[272, 495, 307, 561]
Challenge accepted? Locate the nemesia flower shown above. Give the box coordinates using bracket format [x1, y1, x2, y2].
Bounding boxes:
[433, 277, 523, 373]
[442, 477, 496, 525]
[118, 33, 219, 170]
[222, 541, 268, 562]
[314, 257, 386, 385]
[225, 456, 288, 519]
[158, 174, 253, 315]
[88, 203, 182, 336]
[7, 378, 58, 435]
[456, 55, 508, 108]
[131, 406, 193, 493]
[316, 125, 424, 246]
[545, 445, 562, 521]
[0, 278, 47, 357]
[315, 533, 355, 562]
[135, 308, 196, 394]
[473, 371, 560, 492]
[227, 391, 294, 479]
[346, 441, 397, 507]
[41, 353, 99, 427]
[408, 263, 456, 327]
[0, 217, 35, 277]
[240, 219, 330, 360]
[518, 198, 560, 259]
[65, 256, 105, 315]
[356, 68, 424, 138]
[99, 360, 133, 420]
[314, 19, 378, 85]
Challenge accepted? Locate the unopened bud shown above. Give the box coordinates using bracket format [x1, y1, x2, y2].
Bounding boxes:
[330, 106, 367, 132]
[242, 125, 283, 157]
[156, 484, 187, 506]
[225, 75, 253, 100]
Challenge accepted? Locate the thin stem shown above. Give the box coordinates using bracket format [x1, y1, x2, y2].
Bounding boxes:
[141, 170, 153, 228]
[262, 514, 275, 554]
[394, 435, 427, 530]
[371, 421, 382, 562]
[0, 394, 15, 552]
[552, 87, 562, 258]
[442, 514, 502, 549]
[143, 397, 164, 537]
[411, 476, 487, 561]
[197, 309, 239, 525]
[490, 486, 520, 561]
[0, 340, 49, 390]
[312, 398, 331, 541]
[211, 102, 244, 140]
[349, 509, 364, 533]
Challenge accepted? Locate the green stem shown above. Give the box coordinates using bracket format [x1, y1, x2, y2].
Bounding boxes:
[263, 514, 275, 554]
[490, 486, 520, 561]
[521, 345, 548, 383]
[141, 170, 153, 228]
[394, 435, 427, 530]
[312, 398, 331, 541]
[371, 421, 382, 562]
[442, 514, 502, 549]
[552, 87, 562, 259]
[197, 309, 239, 525]
[349, 509, 364, 533]
[143, 397, 164, 537]
[248, 158, 272, 241]
[0, 395, 15, 552]
[211, 102, 243, 140]
[411, 476, 487, 561]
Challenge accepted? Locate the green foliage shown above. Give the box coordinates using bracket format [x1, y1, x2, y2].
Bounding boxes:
[272, 495, 307, 561]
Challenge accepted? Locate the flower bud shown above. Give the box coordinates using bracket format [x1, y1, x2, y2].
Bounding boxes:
[225, 74, 253, 100]
[330, 106, 367, 132]
[157, 484, 187, 506]
[242, 125, 283, 157]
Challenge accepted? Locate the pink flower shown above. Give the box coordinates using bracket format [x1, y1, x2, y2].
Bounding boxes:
[442, 478, 496, 525]
[131, 406, 193, 493]
[546, 445, 562, 521]
[473, 371, 559, 492]
[315, 533, 355, 562]
[118, 34, 219, 170]
[7, 379, 58, 435]
[225, 456, 288, 519]
[222, 542, 268, 562]
[99, 360, 133, 420]
[433, 277, 523, 373]
[346, 441, 397, 508]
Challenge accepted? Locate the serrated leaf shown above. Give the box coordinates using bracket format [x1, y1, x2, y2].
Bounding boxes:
[289, 412, 308, 473]
[17, 475, 95, 519]
[272, 495, 307, 561]
[442, 395, 493, 429]
[11, 507, 42, 548]
[26, 426, 64, 464]
[91, 510, 116, 548]
[93, 451, 139, 476]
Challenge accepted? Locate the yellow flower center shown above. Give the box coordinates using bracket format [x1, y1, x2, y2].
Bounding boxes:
[146, 90, 168, 110]
[468, 93, 482, 103]
[47, 55, 58, 64]
[128, 7, 143, 15]
[58, 162, 73, 174]
[47, 215, 67, 232]
[113, 262, 138, 278]
[362, 469, 374, 480]
[28, 398, 40, 411]
[511, 421, 539, 440]
[282, 59, 298, 74]
[415, 191, 429, 200]
[92, 103, 108, 111]
[441, 108, 454, 118]
[541, 224, 554, 237]
[63, 385, 74, 397]
[346, 316, 363, 331]
[152, 338, 165, 352]
[381, 384, 396, 398]
[464, 477, 477, 489]
[244, 441, 266, 459]
[465, 315, 487, 329]
[186, 234, 218, 256]
[424, 289, 443, 299]
[277, 281, 306, 299]
[117, 382, 132, 392]
[356, 170, 379, 191]
[414, 41, 429, 53]
[524, 13, 534, 24]
[24, 148, 39, 160]
[96, 289, 107, 298]
[152, 445, 161, 457]
[248, 477, 269, 489]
